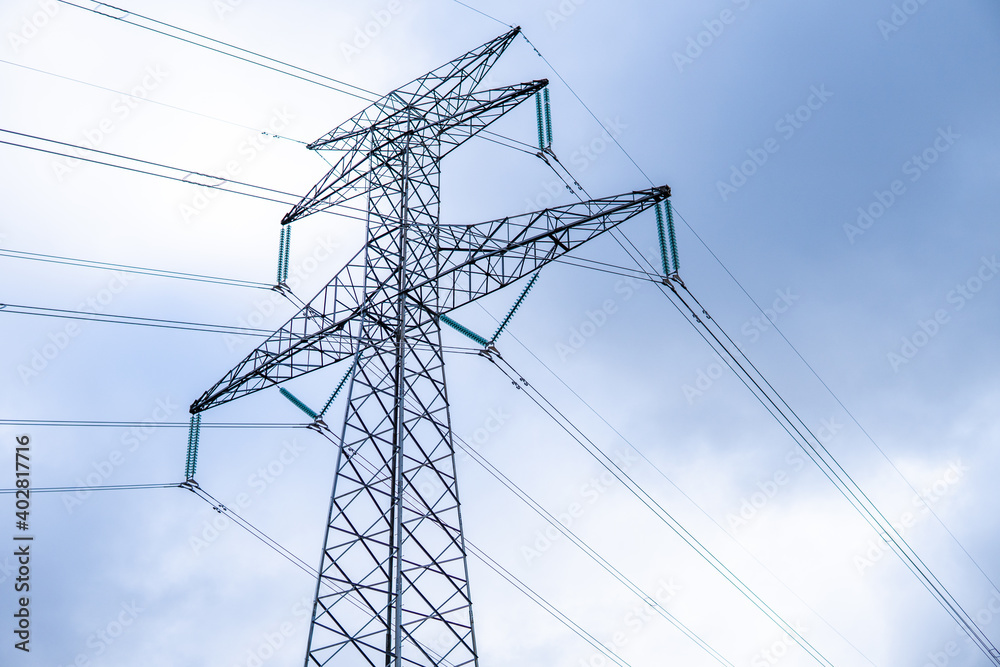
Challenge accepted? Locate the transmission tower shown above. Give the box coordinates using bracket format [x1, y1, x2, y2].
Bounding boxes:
[190, 27, 669, 667]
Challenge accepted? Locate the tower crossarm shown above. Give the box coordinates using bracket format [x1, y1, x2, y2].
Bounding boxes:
[279, 27, 527, 227]
[429, 185, 670, 310]
[190, 186, 668, 414]
[281, 80, 546, 227]
[189, 245, 373, 414]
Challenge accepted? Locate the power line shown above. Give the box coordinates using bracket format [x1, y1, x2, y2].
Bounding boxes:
[584, 214, 1000, 663]
[593, 215, 1000, 662]
[459, 5, 1000, 637]
[0, 248, 272, 290]
[178, 481, 468, 663]
[426, 20, 992, 651]
[1, 302, 273, 337]
[609, 217, 1000, 662]
[0, 482, 180, 494]
[469, 300, 879, 666]
[481, 351, 834, 666]
[0, 419, 303, 428]
[0, 58, 310, 144]
[447, 0, 514, 29]
[466, 542, 632, 667]
[451, 428, 734, 666]
[669, 206, 1000, 600]
[0, 128, 372, 223]
[663, 279, 1000, 663]
[57, 1, 379, 103]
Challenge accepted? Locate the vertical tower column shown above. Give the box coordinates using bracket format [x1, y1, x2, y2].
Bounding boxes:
[305, 110, 477, 667]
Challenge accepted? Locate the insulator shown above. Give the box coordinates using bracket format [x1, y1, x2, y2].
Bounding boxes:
[280, 387, 318, 420]
[665, 198, 679, 274]
[281, 224, 292, 283]
[439, 314, 490, 348]
[276, 226, 288, 284]
[491, 272, 539, 344]
[185, 413, 202, 480]
[319, 367, 353, 418]
[543, 88, 552, 147]
[655, 202, 671, 276]
[535, 91, 545, 151]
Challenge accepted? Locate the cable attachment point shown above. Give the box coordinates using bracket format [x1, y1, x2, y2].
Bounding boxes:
[306, 419, 328, 434]
[179, 479, 200, 492]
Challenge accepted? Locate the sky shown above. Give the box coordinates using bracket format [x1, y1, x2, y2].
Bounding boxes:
[1, 0, 999, 666]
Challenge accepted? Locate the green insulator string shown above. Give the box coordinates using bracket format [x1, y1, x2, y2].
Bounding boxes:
[665, 198, 679, 274]
[439, 314, 490, 348]
[654, 202, 672, 276]
[543, 88, 552, 148]
[276, 226, 288, 284]
[491, 272, 539, 345]
[280, 387, 318, 420]
[535, 91, 545, 151]
[281, 223, 292, 283]
[318, 367, 353, 419]
[185, 413, 202, 480]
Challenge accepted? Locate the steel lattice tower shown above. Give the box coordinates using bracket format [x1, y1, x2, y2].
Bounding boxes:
[190, 27, 669, 667]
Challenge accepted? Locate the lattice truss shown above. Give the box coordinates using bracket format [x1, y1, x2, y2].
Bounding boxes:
[190, 27, 669, 667]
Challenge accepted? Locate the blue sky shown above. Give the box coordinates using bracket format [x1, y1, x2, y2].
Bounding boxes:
[1, 1, 999, 666]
